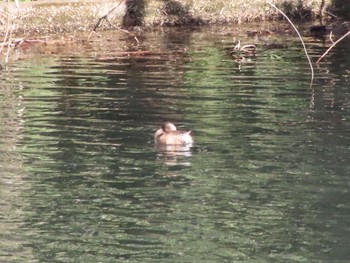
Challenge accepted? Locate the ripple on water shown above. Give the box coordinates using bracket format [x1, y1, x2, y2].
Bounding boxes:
[0, 25, 350, 263]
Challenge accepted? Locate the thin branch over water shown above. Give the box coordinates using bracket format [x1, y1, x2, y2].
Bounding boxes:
[266, 1, 314, 83]
[316, 30, 350, 64]
[0, 2, 13, 65]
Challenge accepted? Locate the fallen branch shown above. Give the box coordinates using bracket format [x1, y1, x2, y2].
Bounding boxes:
[267, 1, 314, 82]
[0, 38, 46, 48]
[316, 30, 350, 64]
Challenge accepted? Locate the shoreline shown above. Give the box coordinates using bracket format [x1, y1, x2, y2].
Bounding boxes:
[0, 0, 331, 37]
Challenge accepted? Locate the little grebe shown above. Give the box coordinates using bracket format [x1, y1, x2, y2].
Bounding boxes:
[154, 122, 193, 145]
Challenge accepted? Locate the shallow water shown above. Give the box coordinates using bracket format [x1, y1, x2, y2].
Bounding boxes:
[1, 23, 350, 262]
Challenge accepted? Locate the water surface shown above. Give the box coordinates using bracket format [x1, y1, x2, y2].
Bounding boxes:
[1, 23, 350, 262]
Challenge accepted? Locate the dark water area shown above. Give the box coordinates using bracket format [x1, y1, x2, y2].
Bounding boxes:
[1, 22, 350, 262]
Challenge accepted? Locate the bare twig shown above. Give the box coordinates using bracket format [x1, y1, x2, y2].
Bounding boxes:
[319, 0, 325, 24]
[323, 10, 340, 20]
[0, 2, 13, 65]
[241, 44, 256, 52]
[234, 41, 241, 50]
[93, 0, 124, 31]
[329, 31, 334, 44]
[14, 38, 47, 48]
[5, 28, 13, 64]
[267, 1, 314, 82]
[316, 30, 350, 64]
[105, 18, 118, 30]
[87, 30, 101, 41]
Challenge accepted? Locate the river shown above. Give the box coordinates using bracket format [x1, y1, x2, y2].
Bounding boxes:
[1, 22, 350, 262]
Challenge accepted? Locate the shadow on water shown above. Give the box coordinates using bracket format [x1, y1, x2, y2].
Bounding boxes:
[0, 23, 350, 262]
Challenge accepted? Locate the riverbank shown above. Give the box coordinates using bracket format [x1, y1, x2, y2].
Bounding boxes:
[0, 0, 331, 36]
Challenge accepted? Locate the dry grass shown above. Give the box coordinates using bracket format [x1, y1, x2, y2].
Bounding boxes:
[0, 0, 330, 36]
[0, 1, 124, 36]
[147, 0, 330, 25]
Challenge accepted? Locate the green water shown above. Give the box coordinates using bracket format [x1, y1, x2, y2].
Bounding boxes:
[1, 23, 350, 262]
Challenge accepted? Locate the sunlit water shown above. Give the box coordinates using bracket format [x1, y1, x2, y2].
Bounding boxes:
[1, 23, 350, 262]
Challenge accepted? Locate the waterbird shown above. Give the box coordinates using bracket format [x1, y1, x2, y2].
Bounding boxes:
[154, 122, 193, 145]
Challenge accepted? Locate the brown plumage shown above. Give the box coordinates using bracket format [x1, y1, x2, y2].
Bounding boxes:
[154, 122, 193, 145]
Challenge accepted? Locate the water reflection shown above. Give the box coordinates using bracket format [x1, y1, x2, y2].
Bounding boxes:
[0, 81, 30, 261]
[0, 23, 350, 262]
[155, 143, 192, 167]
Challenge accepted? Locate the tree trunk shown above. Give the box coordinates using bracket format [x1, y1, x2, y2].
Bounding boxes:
[122, 0, 145, 28]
